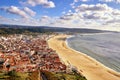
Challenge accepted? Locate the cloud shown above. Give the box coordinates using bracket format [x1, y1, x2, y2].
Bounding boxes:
[0, 6, 36, 18]
[0, 16, 22, 25]
[57, 3, 120, 29]
[60, 12, 75, 20]
[71, 0, 90, 8]
[0, 16, 11, 22]
[74, 0, 79, 2]
[60, 16, 72, 21]
[75, 4, 112, 12]
[62, 11, 66, 14]
[42, 1, 55, 8]
[39, 15, 52, 25]
[105, 19, 120, 24]
[80, 0, 90, 2]
[40, 15, 50, 21]
[74, 0, 90, 2]
[1, 6, 29, 18]
[23, 7, 36, 16]
[73, 4, 119, 20]
[83, 13, 101, 19]
[99, 0, 120, 3]
[21, 0, 55, 8]
[65, 4, 114, 20]
[39, 4, 120, 31]
[112, 9, 120, 15]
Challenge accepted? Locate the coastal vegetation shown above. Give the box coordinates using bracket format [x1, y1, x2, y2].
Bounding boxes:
[42, 70, 87, 80]
[0, 70, 87, 80]
[0, 28, 52, 35]
[0, 70, 40, 80]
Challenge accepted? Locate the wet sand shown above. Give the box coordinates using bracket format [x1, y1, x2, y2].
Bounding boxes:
[48, 34, 120, 80]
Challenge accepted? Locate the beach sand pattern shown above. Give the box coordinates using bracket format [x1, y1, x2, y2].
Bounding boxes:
[48, 34, 120, 80]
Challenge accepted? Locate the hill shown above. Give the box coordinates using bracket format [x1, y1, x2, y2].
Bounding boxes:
[0, 24, 110, 35]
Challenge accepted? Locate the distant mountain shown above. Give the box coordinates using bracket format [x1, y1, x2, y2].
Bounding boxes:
[0, 24, 112, 35]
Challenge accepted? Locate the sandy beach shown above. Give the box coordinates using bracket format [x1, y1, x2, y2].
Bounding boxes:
[48, 34, 120, 80]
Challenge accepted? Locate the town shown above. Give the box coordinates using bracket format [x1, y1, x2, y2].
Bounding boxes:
[0, 34, 67, 72]
[0, 34, 86, 80]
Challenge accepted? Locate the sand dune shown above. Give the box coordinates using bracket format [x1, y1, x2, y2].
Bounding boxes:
[48, 34, 120, 80]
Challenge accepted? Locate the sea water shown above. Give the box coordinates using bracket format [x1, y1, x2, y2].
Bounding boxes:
[67, 32, 120, 72]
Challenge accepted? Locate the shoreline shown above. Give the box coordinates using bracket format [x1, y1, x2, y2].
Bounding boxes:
[66, 35, 120, 74]
[48, 34, 120, 80]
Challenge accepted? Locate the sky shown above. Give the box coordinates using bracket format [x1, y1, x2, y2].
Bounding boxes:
[0, 0, 120, 31]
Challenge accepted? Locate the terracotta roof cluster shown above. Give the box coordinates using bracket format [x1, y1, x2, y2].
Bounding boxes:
[0, 35, 67, 73]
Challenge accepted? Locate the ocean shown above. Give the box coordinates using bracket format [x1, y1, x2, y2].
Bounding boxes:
[67, 32, 120, 72]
